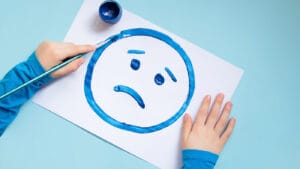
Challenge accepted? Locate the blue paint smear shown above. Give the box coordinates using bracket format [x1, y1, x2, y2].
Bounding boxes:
[154, 73, 165, 85]
[130, 59, 140, 70]
[128, 49, 145, 54]
[165, 67, 177, 82]
[84, 28, 195, 133]
[114, 85, 145, 109]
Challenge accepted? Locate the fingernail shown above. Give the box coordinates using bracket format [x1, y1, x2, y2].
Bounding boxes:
[206, 95, 211, 101]
[183, 113, 189, 119]
[227, 101, 232, 108]
[217, 93, 224, 101]
[231, 118, 236, 123]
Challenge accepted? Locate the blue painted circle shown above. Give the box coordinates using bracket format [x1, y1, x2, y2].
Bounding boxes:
[130, 59, 140, 70]
[154, 73, 165, 85]
[84, 28, 195, 133]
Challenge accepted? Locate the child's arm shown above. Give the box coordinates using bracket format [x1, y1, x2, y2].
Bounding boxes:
[181, 94, 236, 169]
[0, 42, 95, 136]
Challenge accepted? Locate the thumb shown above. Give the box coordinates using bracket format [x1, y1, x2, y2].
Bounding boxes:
[181, 113, 193, 144]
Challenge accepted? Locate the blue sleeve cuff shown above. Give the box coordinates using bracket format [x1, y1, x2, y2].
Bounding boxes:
[182, 149, 219, 169]
[27, 52, 53, 85]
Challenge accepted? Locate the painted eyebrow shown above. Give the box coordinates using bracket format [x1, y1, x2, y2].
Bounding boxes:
[127, 49, 146, 54]
[165, 67, 177, 82]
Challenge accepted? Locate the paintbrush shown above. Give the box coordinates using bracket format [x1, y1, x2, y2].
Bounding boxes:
[0, 39, 108, 100]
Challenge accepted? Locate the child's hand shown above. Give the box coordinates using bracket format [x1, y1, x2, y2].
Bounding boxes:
[181, 93, 236, 154]
[35, 41, 96, 78]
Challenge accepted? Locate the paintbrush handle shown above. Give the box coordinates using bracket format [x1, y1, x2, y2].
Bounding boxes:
[0, 37, 111, 100]
[0, 53, 86, 100]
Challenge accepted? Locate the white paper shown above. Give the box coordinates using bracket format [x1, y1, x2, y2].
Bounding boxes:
[33, 0, 244, 168]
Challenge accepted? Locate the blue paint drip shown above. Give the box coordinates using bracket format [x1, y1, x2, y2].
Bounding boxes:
[154, 73, 165, 85]
[165, 67, 177, 82]
[84, 28, 195, 133]
[130, 59, 140, 70]
[114, 85, 145, 109]
[128, 49, 145, 54]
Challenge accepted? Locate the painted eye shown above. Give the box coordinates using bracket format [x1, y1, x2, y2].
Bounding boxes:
[154, 73, 165, 85]
[130, 59, 140, 70]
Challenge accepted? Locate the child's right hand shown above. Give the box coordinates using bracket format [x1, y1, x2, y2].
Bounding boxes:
[35, 41, 96, 78]
[181, 93, 236, 154]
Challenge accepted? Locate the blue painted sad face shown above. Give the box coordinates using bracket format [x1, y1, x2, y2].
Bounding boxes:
[84, 28, 195, 133]
[113, 50, 178, 109]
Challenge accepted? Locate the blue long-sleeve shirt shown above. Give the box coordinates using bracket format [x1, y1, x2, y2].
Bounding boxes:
[0, 53, 218, 169]
[0, 53, 53, 135]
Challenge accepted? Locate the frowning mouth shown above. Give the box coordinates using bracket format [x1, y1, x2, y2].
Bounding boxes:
[113, 85, 145, 109]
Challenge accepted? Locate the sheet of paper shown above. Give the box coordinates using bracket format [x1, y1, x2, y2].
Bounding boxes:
[33, 0, 244, 168]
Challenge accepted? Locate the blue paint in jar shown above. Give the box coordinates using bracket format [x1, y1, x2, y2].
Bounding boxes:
[99, 0, 122, 24]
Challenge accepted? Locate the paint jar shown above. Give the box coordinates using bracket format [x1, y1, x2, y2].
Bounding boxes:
[99, 0, 122, 24]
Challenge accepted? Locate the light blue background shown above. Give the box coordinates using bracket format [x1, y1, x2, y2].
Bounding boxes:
[0, 0, 299, 169]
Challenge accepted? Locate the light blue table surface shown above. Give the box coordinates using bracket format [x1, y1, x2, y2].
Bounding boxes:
[0, 0, 299, 169]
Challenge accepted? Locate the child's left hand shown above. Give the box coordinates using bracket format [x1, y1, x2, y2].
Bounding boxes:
[181, 93, 236, 154]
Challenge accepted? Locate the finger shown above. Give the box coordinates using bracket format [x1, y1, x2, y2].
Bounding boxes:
[181, 114, 193, 143]
[194, 95, 211, 126]
[76, 44, 96, 54]
[220, 118, 236, 144]
[205, 93, 224, 127]
[58, 43, 96, 60]
[51, 58, 85, 78]
[214, 102, 232, 134]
